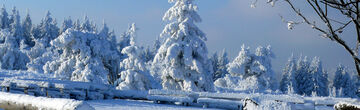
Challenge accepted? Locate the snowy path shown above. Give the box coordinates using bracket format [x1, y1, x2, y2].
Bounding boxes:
[87, 99, 219, 110]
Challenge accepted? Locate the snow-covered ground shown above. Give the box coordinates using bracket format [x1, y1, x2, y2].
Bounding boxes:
[87, 99, 218, 110]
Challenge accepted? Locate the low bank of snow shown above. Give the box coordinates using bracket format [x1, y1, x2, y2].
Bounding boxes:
[87, 99, 218, 110]
[0, 92, 94, 110]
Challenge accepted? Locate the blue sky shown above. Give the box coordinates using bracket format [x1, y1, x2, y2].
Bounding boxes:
[1, 0, 355, 74]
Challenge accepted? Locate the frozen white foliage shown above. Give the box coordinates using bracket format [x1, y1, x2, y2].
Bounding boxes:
[295, 56, 314, 96]
[9, 7, 23, 47]
[280, 54, 298, 94]
[0, 5, 9, 29]
[27, 11, 59, 71]
[0, 29, 29, 70]
[152, 0, 214, 92]
[211, 49, 229, 81]
[309, 57, 328, 96]
[98, 21, 121, 85]
[60, 17, 73, 33]
[116, 24, 154, 91]
[22, 11, 34, 47]
[43, 28, 119, 84]
[332, 65, 357, 97]
[215, 45, 275, 92]
[80, 16, 96, 32]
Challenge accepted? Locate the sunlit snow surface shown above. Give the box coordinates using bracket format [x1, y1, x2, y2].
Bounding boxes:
[87, 99, 218, 110]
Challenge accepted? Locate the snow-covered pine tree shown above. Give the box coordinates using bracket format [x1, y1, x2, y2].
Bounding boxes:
[212, 49, 229, 81]
[0, 5, 9, 29]
[98, 21, 121, 85]
[43, 28, 119, 84]
[27, 11, 60, 72]
[214, 45, 253, 91]
[31, 11, 59, 43]
[333, 65, 357, 97]
[9, 7, 24, 48]
[355, 76, 360, 97]
[280, 54, 298, 94]
[116, 25, 154, 90]
[152, 37, 161, 55]
[210, 52, 219, 80]
[73, 19, 81, 30]
[118, 24, 136, 54]
[60, 17, 73, 33]
[253, 45, 276, 90]
[295, 56, 314, 96]
[214, 45, 274, 92]
[226, 45, 251, 77]
[152, 0, 214, 92]
[309, 57, 328, 96]
[0, 29, 29, 70]
[140, 46, 154, 63]
[22, 10, 34, 47]
[80, 16, 95, 32]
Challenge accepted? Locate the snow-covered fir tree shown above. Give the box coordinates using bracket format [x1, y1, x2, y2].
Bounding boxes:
[118, 24, 136, 55]
[27, 11, 60, 72]
[140, 46, 154, 63]
[31, 11, 59, 45]
[9, 7, 23, 47]
[43, 28, 119, 84]
[22, 10, 34, 47]
[309, 57, 328, 96]
[0, 5, 9, 29]
[212, 49, 229, 81]
[332, 65, 357, 97]
[98, 21, 121, 84]
[295, 56, 314, 96]
[254, 45, 276, 90]
[214, 45, 274, 92]
[152, 37, 161, 55]
[0, 29, 29, 70]
[116, 25, 154, 90]
[60, 17, 73, 33]
[280, 54, 298, 94]
[80, 16, 96, 32]
[152, 0, 214, 92]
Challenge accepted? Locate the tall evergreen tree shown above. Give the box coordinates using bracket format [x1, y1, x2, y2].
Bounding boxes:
[333, 65, 357, 97]
[9, 7, 23, 47]
[0, 30, 29, 70]
[80, 16, 94, 32]
[152, 0, 214, 91]
[98, 21, 121, 84]
[295, 56, 314, 96]
[116, 29, 154, 90]
[212, 49, 229, 81]
[280, 54, 298, 94]
[60, 17, 73, 33]
[31, 11, 59, 46]
[309, 57, 328, 96]
[0, 5, 9, 29]
[22, 10, 34, 47]
[215, 45, 274, 92]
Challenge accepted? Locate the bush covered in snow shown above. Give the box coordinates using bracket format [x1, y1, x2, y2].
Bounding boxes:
[214, 45, 275, 92]
[42, 28, 119, 84]
[0, 29, 29, 70]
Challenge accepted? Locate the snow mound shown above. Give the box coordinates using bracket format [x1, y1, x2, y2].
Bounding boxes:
[334, 101, 360, 110]
[0, 92, 94, 110]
